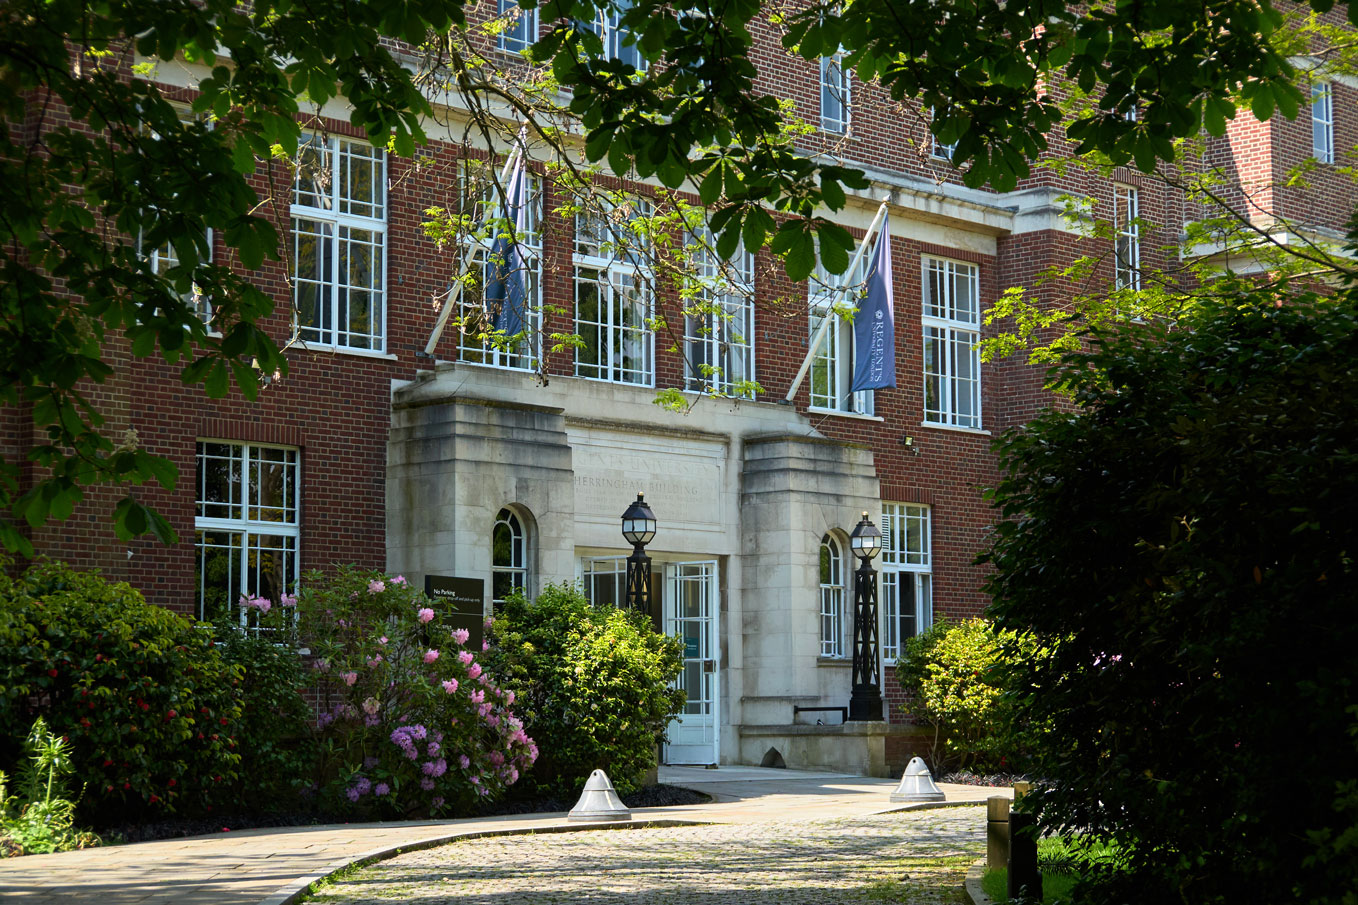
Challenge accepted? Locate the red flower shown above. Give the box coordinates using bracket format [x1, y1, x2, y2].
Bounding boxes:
[165, 710, 177, 720]
[123, 782, 131, 790]
[103, 759, 113, 766]
[47, 669, 58, 677]
[168, 778, 176, 787]
[219, 718, 227, 725]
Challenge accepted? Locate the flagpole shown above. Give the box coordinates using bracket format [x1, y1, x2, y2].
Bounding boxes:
[422, 141, 525, 359]
[784, 201, 890, 404]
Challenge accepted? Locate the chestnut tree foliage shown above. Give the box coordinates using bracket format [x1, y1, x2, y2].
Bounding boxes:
[2, 0, 1355, 552]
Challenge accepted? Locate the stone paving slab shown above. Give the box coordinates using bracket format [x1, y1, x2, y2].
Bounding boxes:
[0, 767, 1009, 905]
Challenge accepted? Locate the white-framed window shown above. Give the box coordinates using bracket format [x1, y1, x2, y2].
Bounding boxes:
[879, 503, 931, 662]
[492, 508, 528, 607]
[1113, 185, 1140, 291]
[498, 0, 538, 53]
[820, 53, 851, 134]
[809, 256, 874, 415]
[1313, 80, 1335, 164]
[194, 442, 300, 628]
[140, 106, 214, 329]
[819, 534, 845, 658]
[929, 107, 956, 160]
[584, 0, 645, 70]
[458, 160, 541, 370]
[292, 133, 386, 350]
[684, 228, 755, 396]
[922, 256, 981, 429]
[574, 201, 654, 385]
[580, 556, 628, 607]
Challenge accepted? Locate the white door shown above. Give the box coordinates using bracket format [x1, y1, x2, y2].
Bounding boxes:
[663, 560, 720, 764]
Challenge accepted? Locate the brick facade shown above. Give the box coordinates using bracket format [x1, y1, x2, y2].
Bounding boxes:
[8, 11, 1355, 754]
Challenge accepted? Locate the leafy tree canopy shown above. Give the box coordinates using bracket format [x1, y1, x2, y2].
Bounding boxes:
[982, 280, 1358, 904]
[2, 0, 1352, 551]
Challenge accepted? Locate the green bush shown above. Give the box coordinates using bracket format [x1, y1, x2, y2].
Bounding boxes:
[485, 584, 685, 796]
[983, 290, 1358, 904]
[213, 624, 316, 813]
[0, 560, 244, 824]
[896, 618, 1032, 772]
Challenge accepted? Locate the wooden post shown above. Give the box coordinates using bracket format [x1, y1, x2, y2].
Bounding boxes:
[986, 796, 1010, 869]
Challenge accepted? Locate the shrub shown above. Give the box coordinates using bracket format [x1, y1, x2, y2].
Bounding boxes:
[212, 624, 316, 813]
[0, 717, 103, 856]
[0, 560, 244, 825]
[983, 292, 1358, 904]
[484, 583, 685, 796]
[896, 618, 1031, 772]
[295, 567, 535, 817]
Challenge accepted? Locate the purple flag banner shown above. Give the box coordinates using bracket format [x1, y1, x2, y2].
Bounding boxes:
[851, 218, 896, 391]
[487, 146, 529, 336]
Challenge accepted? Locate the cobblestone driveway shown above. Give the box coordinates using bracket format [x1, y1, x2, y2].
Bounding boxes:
[303, 808, 983, 905]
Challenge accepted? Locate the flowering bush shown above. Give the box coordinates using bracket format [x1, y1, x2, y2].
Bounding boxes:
[484, 584, 685, 796]
[0, 559, 244, 825]
[296, 567, 535, 816]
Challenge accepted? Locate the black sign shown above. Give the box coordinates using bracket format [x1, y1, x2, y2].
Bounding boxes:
[424, 575, 486, 653]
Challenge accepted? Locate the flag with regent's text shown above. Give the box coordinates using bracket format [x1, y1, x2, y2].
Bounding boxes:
[851, 216, 896, 391]
[487, 144, 529, 337]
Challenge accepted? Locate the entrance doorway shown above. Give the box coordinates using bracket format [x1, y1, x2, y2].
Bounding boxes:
[663, 560, 720, 764]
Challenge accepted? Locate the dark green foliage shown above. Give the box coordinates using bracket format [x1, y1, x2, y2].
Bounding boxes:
[485, 584, 685, 796]
[213, 625, 316, 814]
[0, 560, 243, 824]
[983, 287, 1358, 904]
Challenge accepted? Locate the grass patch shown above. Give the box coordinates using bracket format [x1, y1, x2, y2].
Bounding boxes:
[981, 866, 1077, 903]
[981, 835, 1123, 902]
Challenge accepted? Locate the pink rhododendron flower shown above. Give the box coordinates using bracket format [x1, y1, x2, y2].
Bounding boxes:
[420, 777, 436, 791]
[342, 672, 358, 686]
[458, 651, 474, 665]
[417, 608, 435, 624]
[467, 663, 483, 679]
[482, 640, 490, 651]
[423, 649, 440, 664]
[470, 690, 485, 704]
[458, 755, 471, 769]
[368, 579, 386, 594]
[392, 575, 407, 586]
[441, 679, 459, 694]
[313, 659, 330, 672]
[431, 795, 445, 809]
[452, 628, 470, 645]
[378, 636, 388, 645]
[362, 697, 380, 716]
[280, 593, 297, 607]
[368, 655, 383, 667]
[375, 783, 390, 797]
[504, 690, 515, 705]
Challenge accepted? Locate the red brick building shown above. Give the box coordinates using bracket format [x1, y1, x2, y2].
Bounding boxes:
[7, 9, 1353, 773]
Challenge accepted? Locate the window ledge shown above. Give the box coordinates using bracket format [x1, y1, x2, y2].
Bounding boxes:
[810, 407, 884, 422]
[817, 656, 852, 667]
[919, 421, 991, 436]
[296, 343, 398, 361]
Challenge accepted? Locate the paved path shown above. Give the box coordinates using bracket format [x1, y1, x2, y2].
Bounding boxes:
[0, 767, 1007, 905]
[303, 810, 986, 905]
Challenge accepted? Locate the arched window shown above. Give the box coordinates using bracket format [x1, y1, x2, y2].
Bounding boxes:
[820, 534, 845, 658]
[492, 508, 527, 607]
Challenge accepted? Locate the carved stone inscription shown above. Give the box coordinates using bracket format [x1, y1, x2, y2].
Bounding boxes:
[572, 443, 723, 529]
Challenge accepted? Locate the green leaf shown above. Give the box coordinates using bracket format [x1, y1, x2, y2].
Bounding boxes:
[782, 230, 816, 282]
[231, 139, 256, 175]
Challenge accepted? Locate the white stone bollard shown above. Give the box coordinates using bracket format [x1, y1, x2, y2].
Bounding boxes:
[567, 769, 633, 822]
[889, 756, 946, 802]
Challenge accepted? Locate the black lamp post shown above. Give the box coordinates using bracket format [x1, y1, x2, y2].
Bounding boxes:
[620, 492, 657, 612]
[849, 511, 884, 721]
